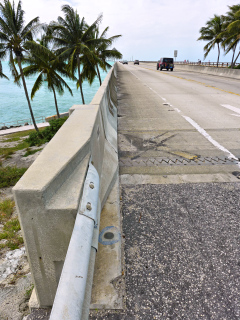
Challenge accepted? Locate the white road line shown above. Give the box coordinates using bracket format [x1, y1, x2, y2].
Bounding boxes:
[128, 69, 167, 102]
[231, 114, 240, 117]
[128, 67, 240, 166]
[183, 116, 240, 164]
[221, 104, 240, 114]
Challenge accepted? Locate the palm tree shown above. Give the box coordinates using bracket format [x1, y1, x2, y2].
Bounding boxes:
[0, 61, 9, 79]
[49, 5, 103, 104]
[198, 15, 225, 67]
[223, 6, 240, 67]
[0, 0, 40, 131]
[22, 40, 74, 118]
[89, 26, 122, 85]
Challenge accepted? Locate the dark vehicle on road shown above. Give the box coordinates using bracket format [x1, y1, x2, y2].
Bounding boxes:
[134, 60, 139, 65]
[157, 57, 174, 71]
[123, 60, 128, 64]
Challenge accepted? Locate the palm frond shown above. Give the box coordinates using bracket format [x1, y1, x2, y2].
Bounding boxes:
[31, 73, 43, 99]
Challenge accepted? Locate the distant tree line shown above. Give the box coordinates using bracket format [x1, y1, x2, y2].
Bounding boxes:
[198, 4, 240, 68]
[0, 0, 122, 132]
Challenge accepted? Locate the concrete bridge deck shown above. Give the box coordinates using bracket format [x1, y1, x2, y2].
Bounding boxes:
[26, 62, 240, 319]
[89, 62, 240, 319]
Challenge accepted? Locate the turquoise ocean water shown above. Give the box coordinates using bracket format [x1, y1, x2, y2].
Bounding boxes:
[0, 61, 113, 126]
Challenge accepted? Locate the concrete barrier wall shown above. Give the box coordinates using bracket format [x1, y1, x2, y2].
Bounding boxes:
[175, 64, 240, 80]
[13, 63, 119, 307]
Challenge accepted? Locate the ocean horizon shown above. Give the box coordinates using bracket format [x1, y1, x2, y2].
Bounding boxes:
[0, 61, 113, 127]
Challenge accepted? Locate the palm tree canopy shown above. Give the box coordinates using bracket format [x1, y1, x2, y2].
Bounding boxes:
[49, 5, 103, 77]
[92, 26, 122, 70]
[198, 14, 225, 59]
[82, 25, 122, 86]
[0, 0, 40, 79]
[221, 5, 240, 54]
[22, 40, 73, 99]
[48, 4, 104, 104]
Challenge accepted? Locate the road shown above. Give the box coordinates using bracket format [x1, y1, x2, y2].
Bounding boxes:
[90, 62, 240, 319]
[118, 62, 240, 182]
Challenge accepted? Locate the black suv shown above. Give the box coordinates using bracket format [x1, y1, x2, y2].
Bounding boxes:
[157, 58, 174, 71]
[134, 60, 139, 65]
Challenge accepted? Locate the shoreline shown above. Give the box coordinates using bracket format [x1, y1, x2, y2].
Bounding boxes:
[0, 122, 50, 136]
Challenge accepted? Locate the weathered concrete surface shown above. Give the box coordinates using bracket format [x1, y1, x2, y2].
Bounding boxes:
[13, 63, 119, 307]
[90, 176, 122, 310]
[175, 64, 240, 80]
[89, 62, 240, 319]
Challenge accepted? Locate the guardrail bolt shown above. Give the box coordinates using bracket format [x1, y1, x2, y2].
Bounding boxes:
[89, 182, 94, 189]
[86, 202, 92, 211]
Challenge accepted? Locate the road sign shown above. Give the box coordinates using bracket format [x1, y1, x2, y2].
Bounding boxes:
[174, 50, 178, 58]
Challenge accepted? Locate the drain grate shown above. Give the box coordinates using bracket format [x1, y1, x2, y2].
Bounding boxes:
[119, 156, 239, 167]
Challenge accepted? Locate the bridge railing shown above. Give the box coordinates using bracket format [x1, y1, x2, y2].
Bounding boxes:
[175, 61, 240, 68]
[13, 62, 119, 313]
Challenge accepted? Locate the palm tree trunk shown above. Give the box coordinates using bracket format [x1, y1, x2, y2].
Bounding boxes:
[77, 55, 85, 104]
[96, 65, 102, 86]
[217, 43, 220, 68]
[17, 56, 39, 132]
[231, 45, 236, 69]
[233, 51, 240, 67]
[52, 86, 60, 118]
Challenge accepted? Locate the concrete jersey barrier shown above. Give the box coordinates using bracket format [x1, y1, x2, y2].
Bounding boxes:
[175, 64, 240, 80]
[13, 63, 119, 307]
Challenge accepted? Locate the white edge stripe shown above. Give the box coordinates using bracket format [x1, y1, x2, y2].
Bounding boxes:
[221, 104, 240, 115]
[183, 116, 239, 164]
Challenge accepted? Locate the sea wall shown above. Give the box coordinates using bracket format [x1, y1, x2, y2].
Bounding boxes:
[13, 63, 118, 307]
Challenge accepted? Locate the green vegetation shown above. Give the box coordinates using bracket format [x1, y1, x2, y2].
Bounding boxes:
[0, 127, 46, 164]
[23, 148, 42, 157]
[0, 118, 65, 165]
[198, 5, 240, 68]
[25, 284, 34, 298]
[0, 217, 24, 250]
[0, 166, 27, 188]
[25, 117, 67, 146]
[0, 140, 29, 159]
[1, 129, 44, 142]
[0, 199, 15, 223]
[0, 199, 23, 250]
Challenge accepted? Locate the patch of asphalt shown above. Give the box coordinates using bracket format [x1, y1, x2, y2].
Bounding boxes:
[90, 182, 240, 319]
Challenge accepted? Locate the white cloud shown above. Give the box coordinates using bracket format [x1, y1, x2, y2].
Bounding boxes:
[20, 0, 240, 62]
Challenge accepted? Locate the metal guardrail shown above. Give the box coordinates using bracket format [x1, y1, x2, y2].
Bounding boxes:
[49, 162, 100, 320]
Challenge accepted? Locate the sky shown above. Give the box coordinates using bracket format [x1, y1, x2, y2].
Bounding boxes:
[19, 0, 240, 63]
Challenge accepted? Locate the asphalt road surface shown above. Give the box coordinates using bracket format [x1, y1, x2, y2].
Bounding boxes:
[90, 62, 240, 319]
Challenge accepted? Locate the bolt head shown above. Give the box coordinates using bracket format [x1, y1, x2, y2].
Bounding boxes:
[86, 202, 92, 211]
